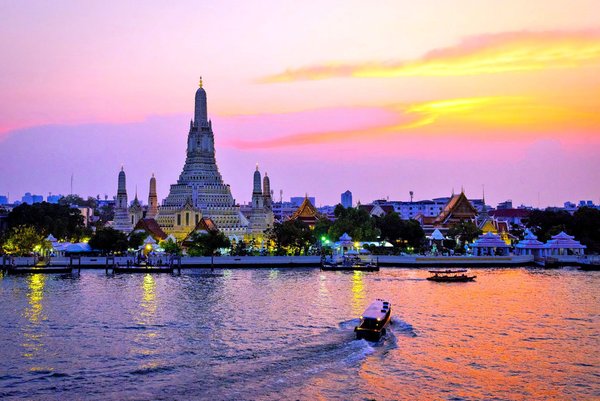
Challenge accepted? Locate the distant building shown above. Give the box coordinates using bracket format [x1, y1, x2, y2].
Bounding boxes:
[272, 201, 300, 222]
[341, 190, 352, 208]
[372, 198, 446, 220]
[47, 194, 62, 204]
[0, 195, 8, 205]
[579, 200, 595, 208]
[317, 205, 336, 219]
[359, 204, 395, 217]
[489, 209, 531, 227]
[497, 200, 513, 210]
[563, 202, 577, 214]
[75, 206, 94, 227]
[21, 192, 43, 204]
[290, 197, 315, 208]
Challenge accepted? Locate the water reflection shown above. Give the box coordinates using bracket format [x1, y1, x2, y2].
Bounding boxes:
[22, 274, 47, 368]
[351, 271, 365, 314]
[132, 274, 160, 364]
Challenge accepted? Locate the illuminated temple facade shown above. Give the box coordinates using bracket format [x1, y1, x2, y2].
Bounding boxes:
[156, 79, 249, 240]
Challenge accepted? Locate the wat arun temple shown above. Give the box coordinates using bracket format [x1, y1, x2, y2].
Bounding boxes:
[113, 79, 273, 241]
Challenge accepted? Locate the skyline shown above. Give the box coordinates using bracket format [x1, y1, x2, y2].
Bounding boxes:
[1, 1, 599, 207]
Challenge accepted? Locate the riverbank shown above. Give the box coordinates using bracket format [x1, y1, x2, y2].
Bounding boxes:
[1, 254, 573, 269]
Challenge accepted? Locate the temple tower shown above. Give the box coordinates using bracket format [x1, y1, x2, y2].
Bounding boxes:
[248, 165, 274, 236]
[263, 172, 272, 209]
[113, 167, 133, 233]
[147, 174, 158, 219]
[252, 165, 264, 209]
[157, 78, 248, 239]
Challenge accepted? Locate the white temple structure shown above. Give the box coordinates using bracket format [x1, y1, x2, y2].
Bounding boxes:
[514, 229, 545, 257]
[470, 232, 511, 256]
[542, 231, 586, 256]
[113, 167, 133, 233]
[156, 78, 249, 240]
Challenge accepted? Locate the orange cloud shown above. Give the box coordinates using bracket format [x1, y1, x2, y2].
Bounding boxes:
[231, 95, 600, 149]
[262, 29, 600, 82]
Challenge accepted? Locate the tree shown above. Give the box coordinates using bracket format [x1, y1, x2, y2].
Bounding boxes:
[571, 207, 600, 253]
[269, 220, 314, 255]
[89, 227, 128, 254]
[6, 202, 89, 241]
[160, 238, 181, 255]
[526, 209, 573, 242]
[2, 225, 49, 256]
[328, 207, 379, 242]
[96, 204, 115, 225]
[447, 221, 482, 245]
[59, 194, 97, 208]
[374, 213, 425, 252]
[231, 240, 248, 256]
[187, 230, 231, 256]
[128, 231, 147, 250]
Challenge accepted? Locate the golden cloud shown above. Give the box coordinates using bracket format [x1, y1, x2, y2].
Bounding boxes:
[262, 30, 600, 82]
[231, 95, 600, 149]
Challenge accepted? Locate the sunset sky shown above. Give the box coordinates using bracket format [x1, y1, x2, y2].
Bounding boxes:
[1, 0, 599, 207]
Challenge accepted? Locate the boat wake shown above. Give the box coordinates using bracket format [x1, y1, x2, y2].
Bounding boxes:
[391, 317, 418, 337]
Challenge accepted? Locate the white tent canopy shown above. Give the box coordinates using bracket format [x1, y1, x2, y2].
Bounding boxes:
[428, 229, 445, 241]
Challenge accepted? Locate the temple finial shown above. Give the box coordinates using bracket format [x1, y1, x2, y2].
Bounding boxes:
[199, 76, 203, 88]
[256, 163, 259, 171]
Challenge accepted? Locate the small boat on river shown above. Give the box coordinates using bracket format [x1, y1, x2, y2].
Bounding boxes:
[426, 269, 476, 282]
[355, 299, 392, 341]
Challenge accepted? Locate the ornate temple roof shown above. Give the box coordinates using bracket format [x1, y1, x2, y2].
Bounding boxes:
[133, 218, 168, 241]
[181, 217, 219, 245]
[545, 231, 586, 249]
[289, 196, 324, 225]
[434, 192, 478, 226]
[515, 229, 544, 249]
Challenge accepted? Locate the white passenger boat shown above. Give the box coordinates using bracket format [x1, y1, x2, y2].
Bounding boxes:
[354, 299, 392, 341]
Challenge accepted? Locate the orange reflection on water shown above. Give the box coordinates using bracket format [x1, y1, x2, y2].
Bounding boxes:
[357, 269, 599, 399]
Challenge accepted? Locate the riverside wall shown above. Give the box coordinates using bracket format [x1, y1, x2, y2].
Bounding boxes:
[4, 254, 541, 268]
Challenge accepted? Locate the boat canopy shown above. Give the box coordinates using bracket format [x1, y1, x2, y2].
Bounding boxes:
[428, 269, 468, 274]
[361, 300, 391, 320]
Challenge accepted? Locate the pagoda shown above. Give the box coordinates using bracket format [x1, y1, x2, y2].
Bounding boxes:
[156, 78, 248, 240]
[113, 167, 133, 233]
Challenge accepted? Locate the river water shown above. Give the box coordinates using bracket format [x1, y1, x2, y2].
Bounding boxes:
[0, 268, 598, 400]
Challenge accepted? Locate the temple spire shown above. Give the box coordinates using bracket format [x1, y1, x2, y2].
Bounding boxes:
[194, 77, 207, 125]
